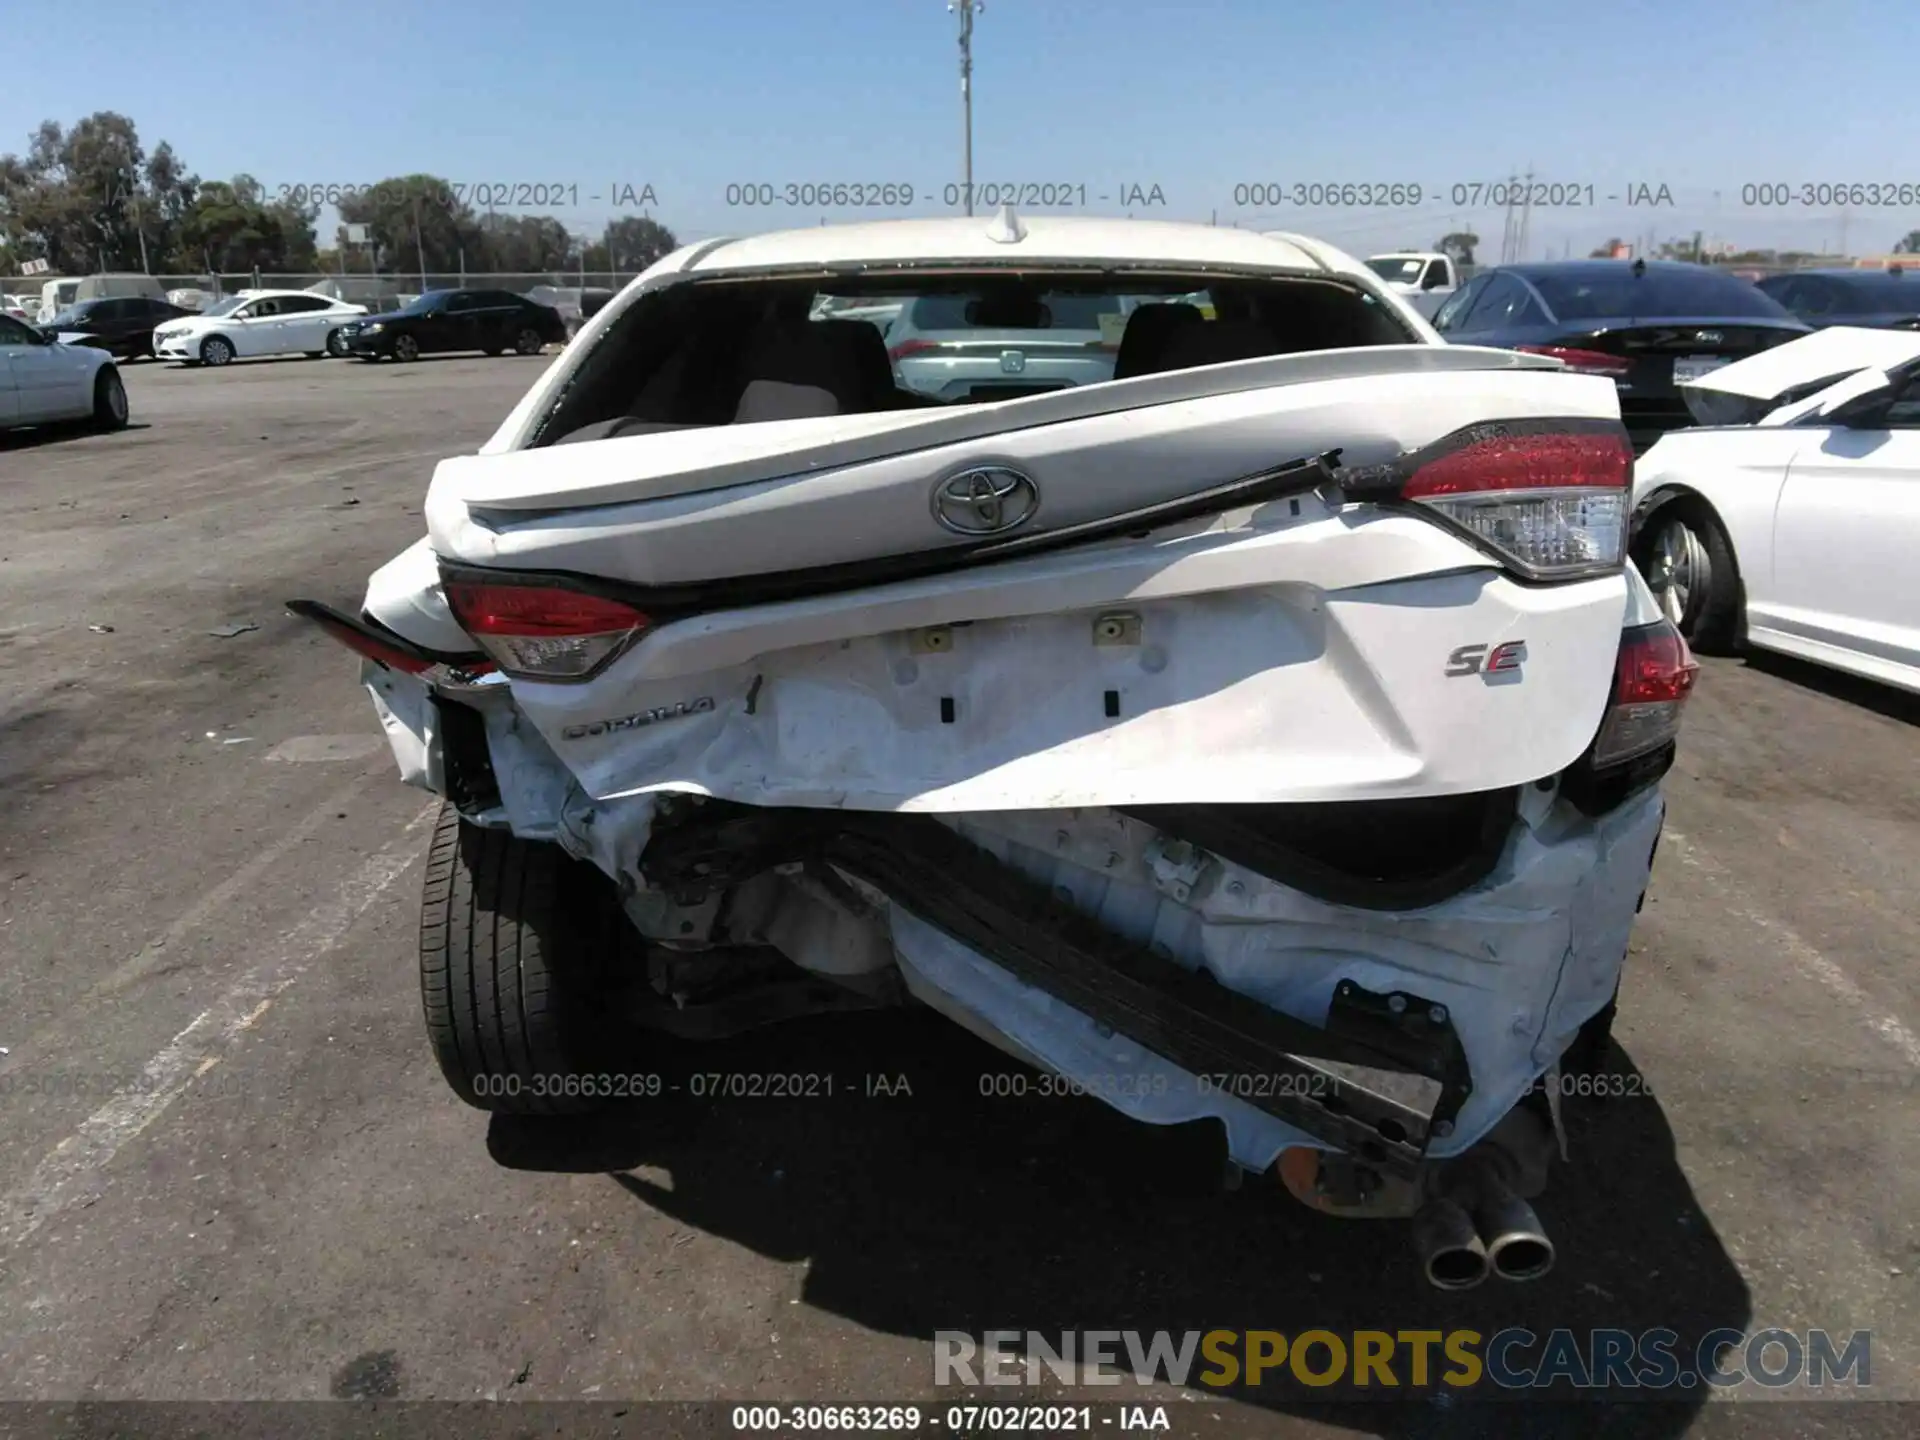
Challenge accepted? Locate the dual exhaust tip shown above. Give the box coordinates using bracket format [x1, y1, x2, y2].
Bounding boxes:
[1411, 1189, 1555, 1290]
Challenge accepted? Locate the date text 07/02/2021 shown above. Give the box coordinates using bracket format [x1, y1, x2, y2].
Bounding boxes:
[270, 181, 659, 209]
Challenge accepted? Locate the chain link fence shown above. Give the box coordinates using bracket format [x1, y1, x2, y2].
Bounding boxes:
[148, 270, 642, 302]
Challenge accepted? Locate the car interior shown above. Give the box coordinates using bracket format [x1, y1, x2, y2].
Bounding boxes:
[544, 273, 1414, 445]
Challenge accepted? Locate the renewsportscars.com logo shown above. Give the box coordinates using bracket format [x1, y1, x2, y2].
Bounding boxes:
[934, 1328, 1872, 1392]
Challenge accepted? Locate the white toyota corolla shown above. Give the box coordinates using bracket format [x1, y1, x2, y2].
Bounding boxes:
[290, 213, 1701, 1290]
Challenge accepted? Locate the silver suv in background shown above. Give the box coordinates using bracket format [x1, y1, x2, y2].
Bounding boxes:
[883, 289, 1131, 401]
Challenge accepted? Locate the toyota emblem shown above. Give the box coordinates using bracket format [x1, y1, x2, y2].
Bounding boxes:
[931, 465, 1041, 536]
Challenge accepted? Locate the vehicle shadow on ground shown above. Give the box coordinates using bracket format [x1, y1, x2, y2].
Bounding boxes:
[1737, 650, 1919, 727]
[488, 1010, 1748, 1437]
[0, 422, 152, 451]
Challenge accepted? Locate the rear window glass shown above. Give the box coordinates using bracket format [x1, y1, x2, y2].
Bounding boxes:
[1830, 273, 1920, 307]
[540, 271, 1418, 441]
[1529, 268, 1792, 321]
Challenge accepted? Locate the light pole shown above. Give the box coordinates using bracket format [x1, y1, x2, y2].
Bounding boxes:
[949, 1, 981, 215]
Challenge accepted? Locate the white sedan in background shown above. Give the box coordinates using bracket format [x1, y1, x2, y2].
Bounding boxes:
[1631, 325, 1920, 693]
[153, 290, 369, 367]
[0, 311, 129, 431]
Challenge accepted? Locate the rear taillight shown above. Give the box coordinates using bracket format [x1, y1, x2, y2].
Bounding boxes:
[1389, 419, 1632, 579]
[443, 577, 650, 681]
[887, 338, 939, 362]
[1514, 345, 1634, 378]
[1590, 620, 1698, 767]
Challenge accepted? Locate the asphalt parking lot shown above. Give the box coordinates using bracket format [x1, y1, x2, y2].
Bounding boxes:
[0, 354, 1916, 1437]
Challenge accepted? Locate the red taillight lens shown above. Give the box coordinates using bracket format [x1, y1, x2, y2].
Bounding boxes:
[1591, 620, 1698, 766]
[887, 338, 939, 362]
[1401, 427, 1633, 500]
[1396, 422, 1632, 578]
[1514, 345, 1634, 378]
[444, 579, 649, 680]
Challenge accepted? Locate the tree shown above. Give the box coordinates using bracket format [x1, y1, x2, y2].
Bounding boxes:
[175, 174, 318, 273]
[1434, 230, 1479, 266]
[1895, 230, 1920, 254]
[142, 141, 201, 270]
[0, 112, 153, 272]
[579, 215, 678, 274]
[337, 174, 486, 276]
[476, 213, 575, 272]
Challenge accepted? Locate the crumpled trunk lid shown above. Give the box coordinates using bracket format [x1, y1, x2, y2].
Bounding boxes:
[425, 345, 1587, 587]
[406, 346, 1633, 812]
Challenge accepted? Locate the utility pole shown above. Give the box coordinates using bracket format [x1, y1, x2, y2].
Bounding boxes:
[1515, 167, 1535, 263]
[412, 194, 428, 290]
[1498, 171, 1525, 263]
[950, 1, 981, 216]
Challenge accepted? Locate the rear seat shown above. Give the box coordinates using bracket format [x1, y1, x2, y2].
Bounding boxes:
[732, 318, 901, 422]
[1113, 302, 1204, 380]
[1151, 319, 1283, 371]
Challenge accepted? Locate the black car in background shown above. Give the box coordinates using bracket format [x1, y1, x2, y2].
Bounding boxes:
[342, 288, 568, 361]
[1753, 267, 1920, 330]
[40, 295, 195, 360]
[1431, 260, 1812, 449]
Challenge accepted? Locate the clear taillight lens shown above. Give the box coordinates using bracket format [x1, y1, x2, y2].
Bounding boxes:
[1591, 620, 1698, 766]
[1394, 420, 1634, 579]
[443, 578, 650, 681]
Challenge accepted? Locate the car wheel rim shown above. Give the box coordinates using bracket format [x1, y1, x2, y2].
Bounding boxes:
[1648, 519, 1704, 628]
[518, 330, 539, 353]
[108, 378, 127, 421]
[397, 337, 417, 360]
[206, 341, 229, 365]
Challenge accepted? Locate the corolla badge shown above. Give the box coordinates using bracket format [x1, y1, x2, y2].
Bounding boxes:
[562, 696, 714, 740]
[931, 465, 1040, 536]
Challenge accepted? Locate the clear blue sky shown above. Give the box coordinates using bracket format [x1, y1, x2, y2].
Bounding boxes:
[8, 0, 1918, 259]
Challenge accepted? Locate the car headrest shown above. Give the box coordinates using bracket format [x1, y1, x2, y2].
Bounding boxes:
[1113, 303, 1205, 380]
[1153, 319, 1281, 373]
[732, 318, 898, 422]
[725, 320, 898, 422]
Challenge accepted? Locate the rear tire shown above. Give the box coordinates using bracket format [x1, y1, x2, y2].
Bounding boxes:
[418, 804, 637, 1114]
[92, 366, 129, 431]
[1636, 502, 1742, 655]
[325, 328, 349, 357]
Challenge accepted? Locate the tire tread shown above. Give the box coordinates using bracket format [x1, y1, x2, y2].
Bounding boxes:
[417, 804, 617, 1114]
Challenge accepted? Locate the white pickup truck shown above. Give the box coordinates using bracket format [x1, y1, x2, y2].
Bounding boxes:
[1365, 252, 1467, 319]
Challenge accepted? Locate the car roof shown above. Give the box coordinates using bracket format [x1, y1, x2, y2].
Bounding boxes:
[676, 215, 1337, 278]
[1767, 267, 1912, 282]
[1498, 259, 1739, 279]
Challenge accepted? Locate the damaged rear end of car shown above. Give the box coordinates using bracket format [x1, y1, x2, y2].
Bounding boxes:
[291, 217, 1697, 1289]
